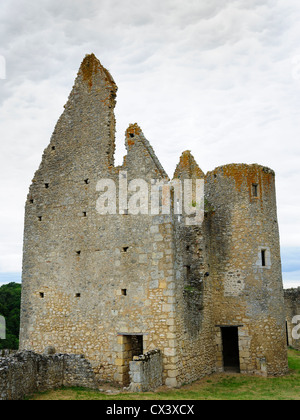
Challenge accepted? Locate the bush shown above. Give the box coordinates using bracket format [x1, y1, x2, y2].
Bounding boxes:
[0, 282, 21, 350]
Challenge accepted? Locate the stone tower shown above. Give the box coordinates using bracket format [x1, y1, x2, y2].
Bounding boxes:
[20, 54, 288, 388]
[205, 164, 288, 375]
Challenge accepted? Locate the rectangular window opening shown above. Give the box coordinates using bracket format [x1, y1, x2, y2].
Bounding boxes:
[45, 183, 49, 189]
[82, 212, 87, 217]
[38, 216, 42, 221]
[75, 293, 81, 298]
[121, 289, 127, 296]
[76, 251, 81, 256]
[252, 184, 258, 197]
[39, 292, 44, 299]
[261, 249, 266, 267]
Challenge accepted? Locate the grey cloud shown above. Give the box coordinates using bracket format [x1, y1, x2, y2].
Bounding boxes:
[0, 0, 300, 288]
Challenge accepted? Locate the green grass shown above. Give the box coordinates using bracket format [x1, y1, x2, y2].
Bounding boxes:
[28, 349, 300, 400]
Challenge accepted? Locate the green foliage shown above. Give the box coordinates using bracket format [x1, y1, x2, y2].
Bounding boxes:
[0, 282, 21, 350]
[204, 198, 215, 213]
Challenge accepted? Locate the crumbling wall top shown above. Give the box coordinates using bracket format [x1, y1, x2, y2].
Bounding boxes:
[78, 53, 117, 93]
[173, 151, 205, 179]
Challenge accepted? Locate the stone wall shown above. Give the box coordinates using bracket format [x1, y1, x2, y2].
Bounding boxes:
[20, 54, 179, 387]
[172, 152, 216, 386]
[129, 350, 163, 392]
[284, 288, 300, 350]
[0, 350, 97, 400]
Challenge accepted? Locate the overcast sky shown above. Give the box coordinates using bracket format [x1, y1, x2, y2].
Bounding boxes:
[0, 0, 299, 288]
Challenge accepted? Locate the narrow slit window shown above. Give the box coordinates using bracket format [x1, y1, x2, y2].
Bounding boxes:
[45, 183, 49, 189]
[121, 289, 127, 296]
[83, 212, 87, 217]
[261, 249, 266, 267]
[38, 216, 42, 221]
[252, 184, 258, 197]
[39, 292, 44, 299]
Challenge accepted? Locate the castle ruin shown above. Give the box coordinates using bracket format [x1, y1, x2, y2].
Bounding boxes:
[19, 54, 289, 388]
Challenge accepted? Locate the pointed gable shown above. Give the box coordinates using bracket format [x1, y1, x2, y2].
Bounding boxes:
[123, 123, 169, 180]
[173, 151, 204, 180]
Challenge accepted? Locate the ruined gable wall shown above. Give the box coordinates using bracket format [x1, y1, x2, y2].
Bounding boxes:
[111, 125, 178, 386]
[171, 152, 216, 386]
[20, 55, 119, 374]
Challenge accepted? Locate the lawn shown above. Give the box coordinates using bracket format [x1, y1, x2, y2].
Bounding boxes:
[28, 349, 300, 400]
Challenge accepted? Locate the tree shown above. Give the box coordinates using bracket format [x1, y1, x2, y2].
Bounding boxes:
[0, 282, 21, 350]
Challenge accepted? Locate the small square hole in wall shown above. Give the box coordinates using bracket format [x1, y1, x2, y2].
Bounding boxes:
[39, 292, 44, 298]
[75, 293, 81, 298]
[84, 179, 90, 185]
[122, 247, 129, 253]
[82, 212, 87, 217]
[121, 289, 127, 296]
[45, 183, 49, 189]
[51, 146, 56, 151]
[129, 133, 135, 138]
[38, 216, 42, 221]
[76, 251, 81, 255]
[29, 198, 34, 204]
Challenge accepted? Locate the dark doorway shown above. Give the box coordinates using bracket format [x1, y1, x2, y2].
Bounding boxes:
[221, 327, 240, 373]
[131, 335, 143, 357]
[119, 334, 143, 386]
